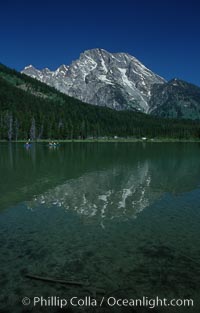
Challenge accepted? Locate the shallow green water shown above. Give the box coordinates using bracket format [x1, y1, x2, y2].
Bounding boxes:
[0, 143, 200, 313]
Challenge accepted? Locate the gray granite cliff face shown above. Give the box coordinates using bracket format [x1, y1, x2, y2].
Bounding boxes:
[22, 48, 165, 112]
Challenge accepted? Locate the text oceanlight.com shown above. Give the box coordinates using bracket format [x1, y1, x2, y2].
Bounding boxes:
[22, 296, 194, 309]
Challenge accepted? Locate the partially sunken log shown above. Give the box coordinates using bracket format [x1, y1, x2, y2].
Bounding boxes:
[26, 274, 105, 295]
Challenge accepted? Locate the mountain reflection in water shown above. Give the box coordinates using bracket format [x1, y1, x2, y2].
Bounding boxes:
[1, 142, 200, 313]
[26, 142, 200, 226]
[27, 162, 160, 225]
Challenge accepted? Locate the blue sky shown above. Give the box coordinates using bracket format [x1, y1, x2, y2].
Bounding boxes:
[1, 0, 200, 85]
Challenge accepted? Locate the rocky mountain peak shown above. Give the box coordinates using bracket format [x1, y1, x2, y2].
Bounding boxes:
[22, 48, 166, 112]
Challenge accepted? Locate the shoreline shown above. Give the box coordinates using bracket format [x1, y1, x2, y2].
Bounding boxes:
[1, 139, 200, 143]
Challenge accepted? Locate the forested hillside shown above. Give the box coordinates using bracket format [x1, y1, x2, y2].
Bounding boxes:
[0, 63, 200, 140]
[149, 79, 200, 119]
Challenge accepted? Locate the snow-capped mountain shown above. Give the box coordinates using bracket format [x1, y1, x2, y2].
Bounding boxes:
[22, 48, 165, 112]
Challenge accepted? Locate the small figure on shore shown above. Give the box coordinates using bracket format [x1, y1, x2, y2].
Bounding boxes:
[25, 139, 31, 149]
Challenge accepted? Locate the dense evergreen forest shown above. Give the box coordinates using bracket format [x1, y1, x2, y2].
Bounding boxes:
[0, 63, 200, 140]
